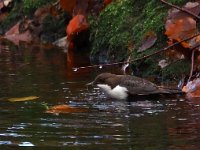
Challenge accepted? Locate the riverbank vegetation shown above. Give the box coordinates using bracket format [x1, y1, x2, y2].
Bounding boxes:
[89, 0, 197, 80]
[0, 0, 200, 97]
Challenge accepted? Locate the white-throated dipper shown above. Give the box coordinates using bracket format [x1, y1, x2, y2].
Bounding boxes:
[87, 73, 181, 100]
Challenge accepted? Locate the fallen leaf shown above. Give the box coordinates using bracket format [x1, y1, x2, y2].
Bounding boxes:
[34, 5, 51, 24]
[66, 15, 89, 39]
[138, 32, 157, 52]
[165, 2, 200, 48]
[183, 2, 200, 15]
[4, 20, 33, 45]
[158, 59, 168, 68]
[8, 96, 39, 102]
[46, 104, 88, 114]
[165, 16, 196, 47]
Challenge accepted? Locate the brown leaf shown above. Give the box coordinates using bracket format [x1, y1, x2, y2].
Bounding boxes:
[34, 5, 51, 24]
[4, 20, 33, 45]
[183, 2, 200, 15]
[5, 30, 32, 45]
[46, 104, 88, 114]
[165, 2, 200, 48]
[165, 16, 196, 47]
[138, 32, 157, 52]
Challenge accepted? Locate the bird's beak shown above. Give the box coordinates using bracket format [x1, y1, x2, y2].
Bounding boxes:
[86, 81, 94, 86]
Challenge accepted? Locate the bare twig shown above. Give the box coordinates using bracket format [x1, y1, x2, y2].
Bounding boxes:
[72, 33, 200, 71]
[161, 0, 200, 20]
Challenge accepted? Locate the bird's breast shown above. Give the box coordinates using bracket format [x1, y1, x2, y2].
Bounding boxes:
[97, 84, 128, 100]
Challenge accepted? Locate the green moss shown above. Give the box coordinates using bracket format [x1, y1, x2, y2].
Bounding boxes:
[22, 0, 56, 15]
[162, 60, 191, 80]
[40, 13, 69, 42]
[89, 0, 134, 61]
[90, 0, 190, 79]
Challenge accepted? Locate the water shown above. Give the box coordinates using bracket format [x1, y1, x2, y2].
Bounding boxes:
[0, 41, 200, 149]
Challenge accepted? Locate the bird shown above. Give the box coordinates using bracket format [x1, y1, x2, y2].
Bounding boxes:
[87, 73, 182, 100]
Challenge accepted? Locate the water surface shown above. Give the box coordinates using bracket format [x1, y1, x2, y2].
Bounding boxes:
[0, 41, 200, 149]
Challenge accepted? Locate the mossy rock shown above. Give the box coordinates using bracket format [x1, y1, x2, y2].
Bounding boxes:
[22, 0, 56, 15]
[0, 0, 56, 34]
[40, 13, 69, 42]
[89, 0, 191, 80]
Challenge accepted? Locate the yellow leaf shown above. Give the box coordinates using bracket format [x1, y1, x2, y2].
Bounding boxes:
[8, 96, 39, 102]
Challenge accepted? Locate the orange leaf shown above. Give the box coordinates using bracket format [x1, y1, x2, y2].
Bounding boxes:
[165, 2, 200, 48]
[165, 17, 196, 48]
[66, 15, 89, 41]
[46, 104, 88, 114]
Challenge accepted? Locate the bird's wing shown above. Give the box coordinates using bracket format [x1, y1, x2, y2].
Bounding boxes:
[119, 75, 159, 95]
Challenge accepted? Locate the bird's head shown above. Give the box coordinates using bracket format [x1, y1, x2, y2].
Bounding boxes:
[86, 73, 117, 86]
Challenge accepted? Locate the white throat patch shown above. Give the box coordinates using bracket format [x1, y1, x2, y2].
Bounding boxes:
[97, 84, 128, 100]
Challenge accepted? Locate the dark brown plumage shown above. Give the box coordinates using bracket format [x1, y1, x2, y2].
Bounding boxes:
[87, 73, 181, 99]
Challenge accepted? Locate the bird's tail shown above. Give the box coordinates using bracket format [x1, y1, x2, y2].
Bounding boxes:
[156, 86, 183, 94]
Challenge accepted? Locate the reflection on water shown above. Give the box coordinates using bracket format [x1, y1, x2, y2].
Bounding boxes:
[0, 41, 200, 149]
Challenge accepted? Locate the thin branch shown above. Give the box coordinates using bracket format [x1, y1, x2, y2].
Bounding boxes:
[72, 33, 200, 71]
[161, 0, 200, 20]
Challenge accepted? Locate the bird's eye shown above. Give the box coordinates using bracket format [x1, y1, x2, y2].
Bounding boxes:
[97, 79, 103, 84]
